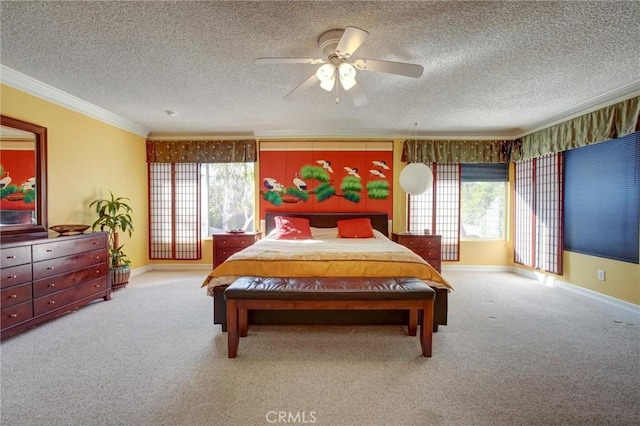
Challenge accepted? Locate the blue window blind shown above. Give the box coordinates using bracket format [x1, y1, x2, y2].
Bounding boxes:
[564, 132, 639, 263]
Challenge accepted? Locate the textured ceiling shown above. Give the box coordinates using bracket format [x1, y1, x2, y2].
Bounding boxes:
[1, 1, 639, 139]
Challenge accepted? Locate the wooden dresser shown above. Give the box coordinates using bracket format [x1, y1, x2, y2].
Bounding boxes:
[1, 232, 110, 339]
[392, 233, 442, 272]
[212, 232, 260, 267]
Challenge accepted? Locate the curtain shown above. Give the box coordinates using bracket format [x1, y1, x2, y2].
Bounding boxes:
[146, 139, 257, 163]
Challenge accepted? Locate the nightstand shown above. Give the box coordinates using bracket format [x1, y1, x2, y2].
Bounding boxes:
[392, 233, 442, 272]
[212, 232, 260, 267]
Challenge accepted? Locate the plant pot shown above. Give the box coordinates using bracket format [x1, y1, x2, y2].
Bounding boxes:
[110, 266, 131, 291]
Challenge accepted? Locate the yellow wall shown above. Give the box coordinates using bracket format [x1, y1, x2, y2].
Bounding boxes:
[1, 84, 149, 268]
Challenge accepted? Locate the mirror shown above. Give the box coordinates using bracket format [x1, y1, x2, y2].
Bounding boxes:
[0, 115, 48, 239]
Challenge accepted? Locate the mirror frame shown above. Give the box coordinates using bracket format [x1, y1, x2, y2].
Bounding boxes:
[0, 115, 48, 239]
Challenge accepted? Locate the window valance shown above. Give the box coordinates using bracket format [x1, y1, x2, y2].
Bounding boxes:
[146, 139, 257, 163]
[512, 96, 639, 161]
[402, 96, 639, 163]
[401, 139, 511, 163]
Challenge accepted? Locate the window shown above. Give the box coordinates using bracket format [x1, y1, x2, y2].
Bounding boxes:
[408, 164, 460, 261]
[514, 153, 563, 274]
[201, 163, 255, 236]
[149, 162, 255, 260]
[149, 163, 201, 260]
[460, 163, 508, 239]
[408, 163, 508, 261]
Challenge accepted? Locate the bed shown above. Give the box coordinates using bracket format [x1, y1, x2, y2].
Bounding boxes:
[203, 212, 451, 331]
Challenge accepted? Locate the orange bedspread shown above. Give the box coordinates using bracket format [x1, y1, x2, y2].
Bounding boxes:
[202, 243, 452, 295]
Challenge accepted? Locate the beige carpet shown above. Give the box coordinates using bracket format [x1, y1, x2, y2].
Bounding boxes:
[1, 270, 638, 426]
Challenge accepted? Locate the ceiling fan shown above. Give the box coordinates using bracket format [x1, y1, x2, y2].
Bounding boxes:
[255, 27, 424, 106]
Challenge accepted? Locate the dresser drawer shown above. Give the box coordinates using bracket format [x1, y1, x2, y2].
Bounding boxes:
[33, 263, 108, 298]
[1, 301, 33, 328]
[214, 235, 256, 249]
[1, 283, 32, 307]
[33, 249, 107, 280]
[32, 235, 107, 262]
[0, 246, 31, 268]
[33, 277, 108, 316]
[0, 263, 33, 289]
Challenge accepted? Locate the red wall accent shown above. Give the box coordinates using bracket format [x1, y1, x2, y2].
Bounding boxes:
[1, 150, 36, 211]
[260, 149, 393, 218]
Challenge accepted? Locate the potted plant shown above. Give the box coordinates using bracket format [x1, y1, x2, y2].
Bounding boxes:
[90, 191, 134, 290]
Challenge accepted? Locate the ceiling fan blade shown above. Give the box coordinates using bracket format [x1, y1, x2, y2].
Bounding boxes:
[255, 57, 326, 65]
[335, 27, 369, 58]
[284, 74, 320, 101]
[354, 58, 424, 78]
[346, 81, 368, 106]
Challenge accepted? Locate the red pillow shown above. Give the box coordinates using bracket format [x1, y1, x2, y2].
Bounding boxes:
[274, 216, 313, 240]
[337, 218, 375, 238]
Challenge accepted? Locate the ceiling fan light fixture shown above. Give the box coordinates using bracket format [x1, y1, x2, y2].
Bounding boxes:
[320, 77, 336, 91]
[316, 63, 336, 91]
[339, 74, 356, 91]
[316, 63, 335, 81]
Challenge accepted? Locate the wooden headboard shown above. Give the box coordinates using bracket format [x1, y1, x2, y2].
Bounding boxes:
[264, 212, 389, 237]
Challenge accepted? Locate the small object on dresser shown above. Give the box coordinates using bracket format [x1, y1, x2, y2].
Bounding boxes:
[49, 224, 90, 235]
[226, 228, 245, 234]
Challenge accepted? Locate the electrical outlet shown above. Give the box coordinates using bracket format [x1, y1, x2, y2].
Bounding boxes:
[597, 269, 606, 281]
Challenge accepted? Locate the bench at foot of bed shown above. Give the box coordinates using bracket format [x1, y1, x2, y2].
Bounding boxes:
[213, 281, 448, 332]
[224, 277, 435, 358]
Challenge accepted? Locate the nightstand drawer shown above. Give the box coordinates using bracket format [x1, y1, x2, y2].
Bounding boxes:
[412, 248, 441, 260]
[214, 235, 256, 248]
[212, 232, 259, 267]
[392, 232, 442, 273]
[395, 235, 440, 249]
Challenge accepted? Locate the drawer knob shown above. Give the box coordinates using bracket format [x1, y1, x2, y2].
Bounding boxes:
[46, 249, 53, 252]
[95, 284, 101, 288]
[7, 275, 17, 279]
[6, 255, 16, 259]
[94, 256, 101, 260]
[93, 241, 99, 245]
[48, 283, 55, 287]
[10, 313, 18, 318]
[10, 294, 17, 298]
[48, 300, 56, 305]
[46, 266, 55, 270]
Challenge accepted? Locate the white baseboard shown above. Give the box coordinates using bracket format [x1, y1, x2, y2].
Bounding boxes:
[442, 264, 512, 273]
[443, 264, 639, 313]
[147, 263, 212, 272]
[551, 279, 639, 314]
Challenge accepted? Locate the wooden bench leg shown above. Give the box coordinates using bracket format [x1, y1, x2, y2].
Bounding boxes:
[227, 300, 239, 358]
[420, 300, 434, 357]
[408, 309, 418, 336]
[239, 308, 248, 337]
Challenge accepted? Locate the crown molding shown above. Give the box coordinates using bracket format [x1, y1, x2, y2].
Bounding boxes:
[0, 65, 149, 137]
[516, 80, 640, 139]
